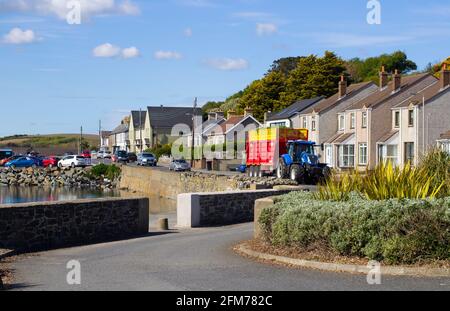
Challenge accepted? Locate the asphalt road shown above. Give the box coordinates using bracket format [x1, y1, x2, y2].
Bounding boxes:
[9, 217, 450, 291]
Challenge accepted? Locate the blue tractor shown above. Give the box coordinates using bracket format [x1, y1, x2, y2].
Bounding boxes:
[276, 140, 331, 184]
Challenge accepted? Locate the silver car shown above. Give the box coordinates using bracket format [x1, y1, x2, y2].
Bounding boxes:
[169, 159, 191, 172]
[137, 153, 157, 167]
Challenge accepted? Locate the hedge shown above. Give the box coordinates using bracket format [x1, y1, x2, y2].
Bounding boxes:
[259, 191, 450, 265]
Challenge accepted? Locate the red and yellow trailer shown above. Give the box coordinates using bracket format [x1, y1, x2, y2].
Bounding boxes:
[246, 128, 309, 176]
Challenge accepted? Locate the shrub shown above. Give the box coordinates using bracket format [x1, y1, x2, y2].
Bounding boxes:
[90, 164, 121, 181]
[315, 161, 446, 201]
[144, 144, 172, 160]
[260, 191, 450, 264]
[418, 147, 450, 196]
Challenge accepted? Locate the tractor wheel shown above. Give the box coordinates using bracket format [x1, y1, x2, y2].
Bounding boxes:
[257, 167, 264, 178]
[276, 159, 288, 179]
[248, 166, 254, 177]
[290, 164, 304, 183]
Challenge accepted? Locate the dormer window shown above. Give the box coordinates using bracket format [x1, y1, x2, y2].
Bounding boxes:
[408, 109, 414, 127]
[339, 115, 345, 131]
[350, 113, 356, 129]
[302, 117, 307, 129]
[394, 111, 400, 128]
[362, 112, 367, 128]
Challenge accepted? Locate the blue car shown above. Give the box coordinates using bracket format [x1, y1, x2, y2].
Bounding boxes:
[5, 156, 42, 169]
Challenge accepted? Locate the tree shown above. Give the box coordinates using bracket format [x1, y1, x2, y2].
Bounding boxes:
[238, 70, 287, 120]
[429, 57, 450, 78]
[268, 57, 304, 76]
[280, 51, 347, 106]
[346, 51, 417, 83]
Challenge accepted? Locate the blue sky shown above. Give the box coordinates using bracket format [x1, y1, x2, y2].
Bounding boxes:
[1, 0, 449, 136]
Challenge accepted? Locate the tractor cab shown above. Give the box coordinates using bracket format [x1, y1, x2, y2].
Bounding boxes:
[287, 140, 319, 166]
[278, 140, 330, 184]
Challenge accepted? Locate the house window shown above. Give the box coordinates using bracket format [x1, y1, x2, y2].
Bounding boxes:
[394, 111, 400, 128]
[339, 145, 355, 168]
[440, 141, 450, 154]
[379, 144, 398, 166]
[359, 143, 368, 165]
[405, 142, 415, 164]
[362, 112, 367, 128]
[350, 113, 356, 129]
[408, 110, 414, 127]
[338, 115, 345, 131]
[311, 117, 317, 131]
[302, 117, 307, 129]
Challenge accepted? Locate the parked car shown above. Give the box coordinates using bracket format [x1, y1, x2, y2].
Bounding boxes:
[42, 156, 60, 168]
[81, 150, 91, 158]
[0, 155, 21, 167]
[169, 159, 191, 172]
[58, 155, 87, 168]
[0, 149, 14, 162]
[128, 152, 138, 163]
[137, 153, 157, 167]
[112, 150, 129, 163]
[5, 156, 41, 169]
[98, 151, 112, 159]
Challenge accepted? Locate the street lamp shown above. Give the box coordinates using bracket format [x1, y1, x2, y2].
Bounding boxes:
[186, 97, 198, 167]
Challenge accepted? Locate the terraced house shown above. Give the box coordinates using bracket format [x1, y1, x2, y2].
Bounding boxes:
[294, 77, 378, 164]
[325, 68, 438, 170]
[384, 65, 450, 166]
[143, 106, 203, 148]
[129, 110, 147, 153]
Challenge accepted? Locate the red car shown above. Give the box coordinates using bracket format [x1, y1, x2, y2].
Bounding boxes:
[0, 155, 21, 166]
[81, 150, 91, 158]
[43, 156, 60, 168]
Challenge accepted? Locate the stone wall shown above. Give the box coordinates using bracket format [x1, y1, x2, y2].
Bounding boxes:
[120, 166, 239, 213]
[0, 197, 149, 252]
[177, 187, 309, 228]
[120, 166, 299, 213]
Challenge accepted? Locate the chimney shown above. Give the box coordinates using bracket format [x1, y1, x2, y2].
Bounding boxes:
[244, 107, 254, 117]
[216, 111, 225, 119]
[380, 66, 388, 89]
[338, 75, 347, 98]
[441, 63, 450, 89]
[208, 112, 217, 121]
[392, 69, 402, 92]
[227, 110, 237, 120]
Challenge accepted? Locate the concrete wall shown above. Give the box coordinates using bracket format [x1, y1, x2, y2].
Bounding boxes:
[120, 166, 239, 213]
[0, 197, 149, 252]
[177, 187, 309, 228]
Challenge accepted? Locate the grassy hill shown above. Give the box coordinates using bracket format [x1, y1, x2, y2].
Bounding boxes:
[0, 134, 100, 149]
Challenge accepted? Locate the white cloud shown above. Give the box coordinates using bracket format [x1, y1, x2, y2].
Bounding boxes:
[179, 0, 217, 8]
[233, 12, 273, 20]
[311, 33, 413, 48]
[184, 27, 193, 37]
[93, 43, 121, 58]
[205, 58, 249, 71]
[118, 0, 140, 15]
[154, 50, 183, 60]
[3, 27, 38, 44]
[256, 23, 277, 36]
[121, 46, 140, 59]
[93, 43, 141, 59]
[0, 0, 140, 20]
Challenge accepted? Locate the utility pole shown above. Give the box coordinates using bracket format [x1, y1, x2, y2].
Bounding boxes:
[191, 97, 197, 167]
[79, 126, 83, 154]
[99, 120, 102, 151]
[140, 108, 143, 153]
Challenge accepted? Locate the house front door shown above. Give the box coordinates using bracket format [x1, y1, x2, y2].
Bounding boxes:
[325, 145, 333, 167]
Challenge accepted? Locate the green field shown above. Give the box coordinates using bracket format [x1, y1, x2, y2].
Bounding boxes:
[0, 134, 100, 149]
